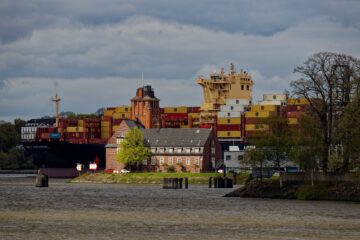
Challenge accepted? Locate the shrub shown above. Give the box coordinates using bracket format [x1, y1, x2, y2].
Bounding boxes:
[166, 165, 175, 173]
[296, 183, 328, 200]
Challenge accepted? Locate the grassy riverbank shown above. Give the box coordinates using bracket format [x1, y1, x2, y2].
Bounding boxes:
[225, 179, 360, 201]
[71, 172, 250, 184]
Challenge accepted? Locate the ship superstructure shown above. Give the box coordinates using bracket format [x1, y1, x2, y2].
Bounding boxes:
[196, 63, 254, 125]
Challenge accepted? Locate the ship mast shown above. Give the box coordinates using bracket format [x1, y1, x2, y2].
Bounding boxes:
[51, 93, 61, 127]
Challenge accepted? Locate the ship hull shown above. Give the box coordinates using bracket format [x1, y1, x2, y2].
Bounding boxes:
[23, 142, 105, 169]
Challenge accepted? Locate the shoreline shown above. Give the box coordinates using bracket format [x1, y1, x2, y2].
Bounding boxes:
[225, 180, 360, 202]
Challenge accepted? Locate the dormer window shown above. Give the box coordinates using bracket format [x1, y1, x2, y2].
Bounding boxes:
[168, 148, 174, 153]
[185, 148, 191, 153]
[151, 148, 156, 153]
[177, 148, 182, 153]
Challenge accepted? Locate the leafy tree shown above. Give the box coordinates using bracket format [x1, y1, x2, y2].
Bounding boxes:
[291, 115, 324, 184]
[291, 52, 360, 171]
[247, 115, 294, 169]
[336, 92, 360, 170]
[0, 123, 19, 152]
[116, 127, 151, 171]
[244, 147, 267, 182]
[14, 118, 26, 140]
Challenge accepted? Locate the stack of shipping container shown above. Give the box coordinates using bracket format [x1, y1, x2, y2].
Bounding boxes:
[216, 99, 250, 139]
[244, 104, 280, 137]
[284, 98, 310, 127]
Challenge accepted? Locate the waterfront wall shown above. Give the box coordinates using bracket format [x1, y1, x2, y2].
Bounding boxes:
[280, 172, 358, 183]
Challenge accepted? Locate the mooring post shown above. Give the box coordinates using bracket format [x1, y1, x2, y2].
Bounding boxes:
[209, 177, 212, 188]
[185, 177, 188, 189]
[179, 177, 183, 189]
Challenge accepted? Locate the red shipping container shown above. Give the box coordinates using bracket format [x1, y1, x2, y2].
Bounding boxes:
[244, 118, 263, 124]
[287, 111, 304, 118]
[216, 124, 241, 131]
[188, 107, 200, 113]
[113, 119, 123, 125]
[161, 113, 188, 120]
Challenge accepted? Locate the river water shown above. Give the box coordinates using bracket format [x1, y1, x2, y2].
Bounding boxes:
[0, 176, 359, 240]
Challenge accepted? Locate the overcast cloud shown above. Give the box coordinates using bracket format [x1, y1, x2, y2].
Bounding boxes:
[0, 0, 359, 121]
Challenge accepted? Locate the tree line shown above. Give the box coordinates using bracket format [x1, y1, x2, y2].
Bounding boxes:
[246, 52, 360, 174]
[0, 119, 34, 169]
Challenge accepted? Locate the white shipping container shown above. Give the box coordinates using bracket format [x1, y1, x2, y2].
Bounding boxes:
[258, 100, 283, 106]
[262, 94, 287, 102]
[217, 111, 241, 118]
[220, 105, 245, 112]
[225, 99, 251, 106]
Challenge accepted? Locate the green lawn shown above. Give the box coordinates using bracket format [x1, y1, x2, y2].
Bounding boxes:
[71, 172, 249, 185]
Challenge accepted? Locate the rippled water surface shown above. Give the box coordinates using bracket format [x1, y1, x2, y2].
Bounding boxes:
[0, 176, 359, 240]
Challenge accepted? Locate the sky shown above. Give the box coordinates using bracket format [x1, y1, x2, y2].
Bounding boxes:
[0, 0, 359, 122]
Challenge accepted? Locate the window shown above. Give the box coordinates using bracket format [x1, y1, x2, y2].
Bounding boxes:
[261, 106, 264, 110]
[185, 148, 191, 153]
[177, 158, 182, 164]
[238, 155, 243, 161]
[151, 157, 156, 165]
[195, 158, 199, 165]
[174, 108, 177, 112]
[227, 119, 231, 124]
[273, 95, 276, 100]
[143, 159, 148, 165]
[241, 85, 244, 90]
[116, 139, 123, 144]
[122, 114, 125, 118]
[177, 148, 182, 153]
[160, 157, 164, 165]
[186, 158, 191, 165]
[227, 112, 230, 117]
[211, 147, 215, 154]
[230, 106, 234, 110]
[236, 100, 239, 104]
[125, 108, 128, 111]
[246, 85, 249, 90]
[151, 148, 156, 153]
[168, 148, 173, 153]
[227, 132, 230, 136]
[168, 157, 173, 165]
[226, 155, 231, 161]
[194, 148, 199, 153]
[159, 148, 164, 153]
[255, 112, 259, 117]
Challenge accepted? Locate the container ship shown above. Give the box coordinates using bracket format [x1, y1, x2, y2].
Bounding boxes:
[21, 64, 310, 169]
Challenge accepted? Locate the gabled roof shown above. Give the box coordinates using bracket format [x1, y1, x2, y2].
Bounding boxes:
[141, 128, 212, 147]
[123, 119, 144, 130]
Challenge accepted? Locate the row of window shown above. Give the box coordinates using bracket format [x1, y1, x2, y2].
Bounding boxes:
[155, 157, 200, 166]
[240, 85, 250, 91]
[151, 147, 202, 154]
[225, 155, 244, 161]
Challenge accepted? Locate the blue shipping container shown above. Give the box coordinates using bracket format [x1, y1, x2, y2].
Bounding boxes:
[50, 133, 61, 139]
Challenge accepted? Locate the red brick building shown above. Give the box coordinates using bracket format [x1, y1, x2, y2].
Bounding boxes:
[105, 120, 222, 172]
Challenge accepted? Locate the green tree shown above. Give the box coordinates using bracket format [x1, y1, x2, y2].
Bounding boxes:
[290, 115, 324, 184]
[116, 127, 151, 171]
[0, 123, 19, 152]
[336, 92, 360, 170]
[247, 115, 294, 169]
[244, 147, 267, 182]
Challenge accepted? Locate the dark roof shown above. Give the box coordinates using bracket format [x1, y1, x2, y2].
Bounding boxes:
[26, 118, 56, 126]
[123, 119, 144, 129]
[141, 128, 212, 147]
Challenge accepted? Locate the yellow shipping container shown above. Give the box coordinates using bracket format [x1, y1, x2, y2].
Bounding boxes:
[188, 113, 200, 118]
[245, 111, 275, 118]
[103, 109, 115, 117]
[180, 125, 190, 128]
[250, 105, 277, 112]
[66, 127, 85, 132]
[217, 117, 241, 125]
[288, 118, 298, 125]
[217, 131, 241, 138]
[245, 124, 269, 131]
[115, 106, 130, 113]
[287, 98, 309, 105]
[164, 106, 188, 114]
[78, 120, 84, 127]
[113, 112, 131, 119]
[112, 125, 121, 132]
[101, 121, 110, 127]
[101, 132, 110, 139]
